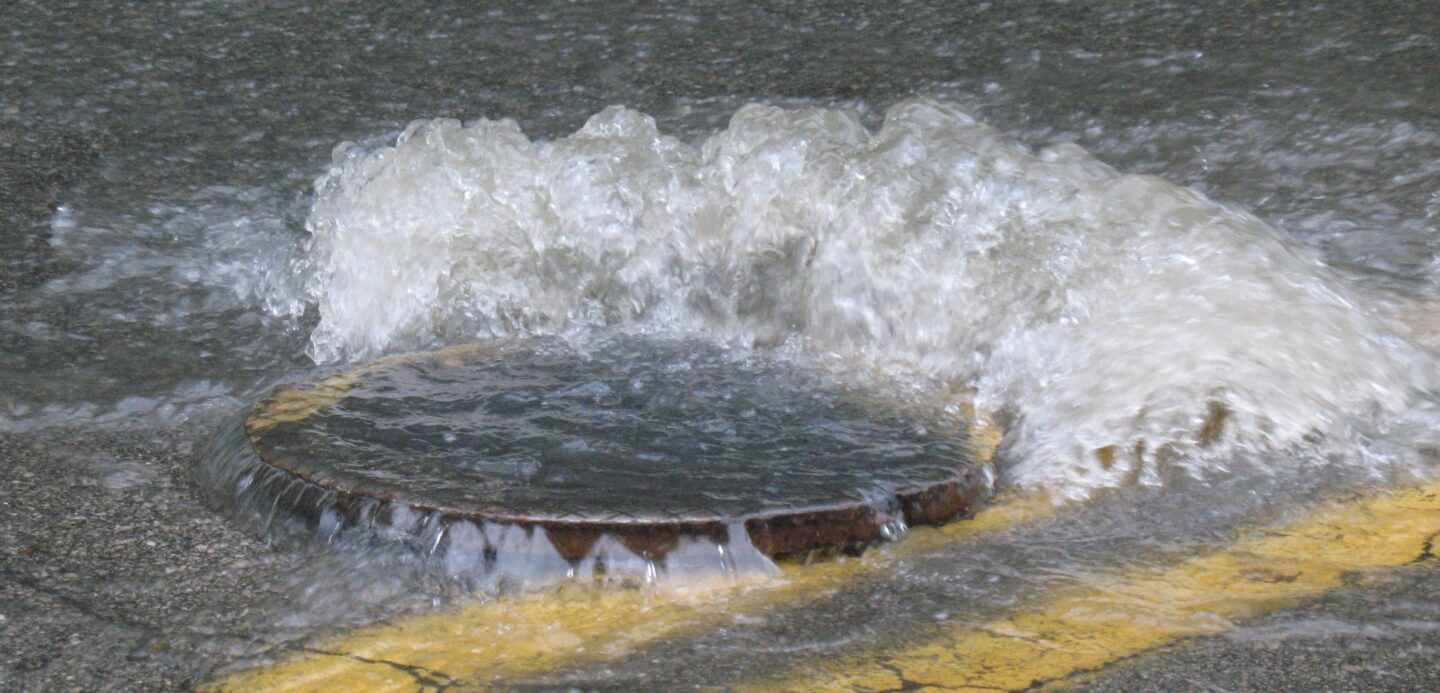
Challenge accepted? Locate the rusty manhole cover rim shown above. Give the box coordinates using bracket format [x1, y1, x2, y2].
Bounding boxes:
[216, 337, 996, 561]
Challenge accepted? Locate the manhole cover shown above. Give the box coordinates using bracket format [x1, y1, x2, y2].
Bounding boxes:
[204, 335, 992, 572]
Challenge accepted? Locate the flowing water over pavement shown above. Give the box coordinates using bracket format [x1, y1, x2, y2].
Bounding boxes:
[2, 1, 1438, 690]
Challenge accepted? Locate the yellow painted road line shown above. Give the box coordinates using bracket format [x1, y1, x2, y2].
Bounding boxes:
[245, 344, 497, 434]
[748, 481, 1440, 692]
[205, 491, 1052, 692]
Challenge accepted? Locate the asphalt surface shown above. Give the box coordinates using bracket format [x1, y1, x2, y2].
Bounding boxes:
[1069, 564, 1440, 693]
[0, 430, 312, 691]
[5, 420, 1436, 690]
[4, 1, 1438, 690]
[0, 428, 461, 691]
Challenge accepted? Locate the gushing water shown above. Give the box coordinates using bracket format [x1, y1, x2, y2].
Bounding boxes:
[276, 99, 1440, 500]
[7, 4, 1440, 688]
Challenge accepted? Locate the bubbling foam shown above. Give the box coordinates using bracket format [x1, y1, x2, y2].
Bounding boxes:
[282, 99, 1439, 499]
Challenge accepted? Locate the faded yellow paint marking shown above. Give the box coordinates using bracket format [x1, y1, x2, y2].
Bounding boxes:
[210, 585, 728, 692]
[205, 486, 1045, 693]
[244, 372, 358, 434]
[223, 652, 422, 692]
[749, 482, 1440, 692]
[244, 343, 499, 434]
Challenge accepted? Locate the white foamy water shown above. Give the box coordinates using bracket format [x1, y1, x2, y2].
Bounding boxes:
[280, 99, 1439, 499]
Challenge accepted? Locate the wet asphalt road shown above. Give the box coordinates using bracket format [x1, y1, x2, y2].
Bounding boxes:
[4, 0, 1439, 690]
[0, 430, 314, 691]
[1068, 565, 1440, 693]
[3, 423, 1438, 690]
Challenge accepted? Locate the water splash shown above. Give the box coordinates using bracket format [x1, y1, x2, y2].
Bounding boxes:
[1, 186, 308, 433]
[280, 99, 1439, 499]
[199, 415, 780, 593]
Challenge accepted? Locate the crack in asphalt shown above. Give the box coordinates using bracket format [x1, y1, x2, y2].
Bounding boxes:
[0, 564, 159, 635]
[300, 647, 457, 691]
[1412, 530, 1438, 564]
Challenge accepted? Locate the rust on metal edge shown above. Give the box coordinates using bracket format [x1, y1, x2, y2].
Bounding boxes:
[241, 435, 988, 563]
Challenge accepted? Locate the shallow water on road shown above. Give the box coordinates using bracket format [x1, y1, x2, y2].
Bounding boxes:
[2, 1, 1438, 689]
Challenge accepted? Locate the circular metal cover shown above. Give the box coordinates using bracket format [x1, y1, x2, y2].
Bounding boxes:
[240, 335, 993, 560]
